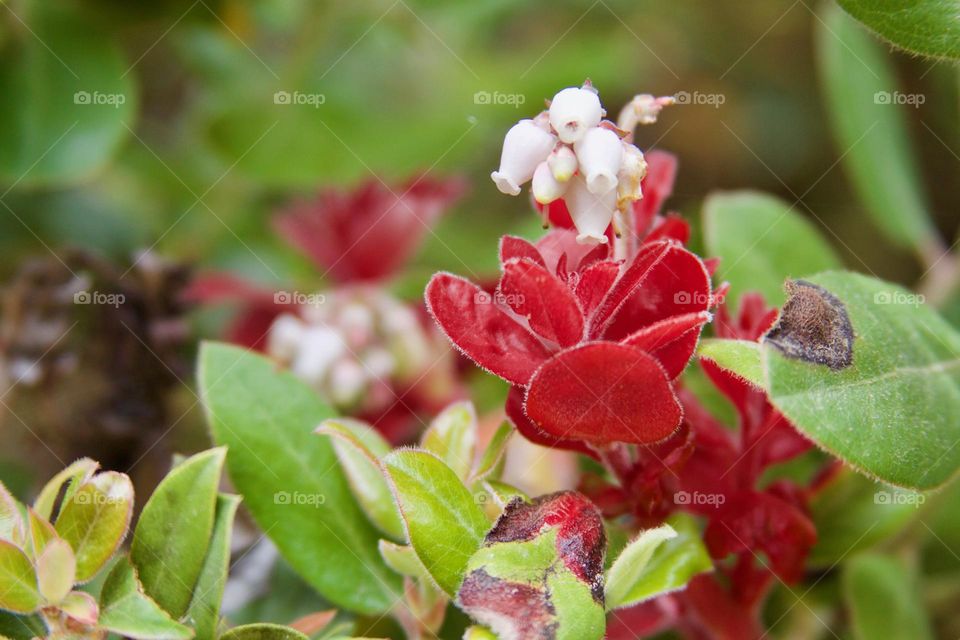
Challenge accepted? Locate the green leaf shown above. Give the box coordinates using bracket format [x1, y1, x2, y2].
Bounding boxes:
[98, 557, 194, 640]
[0, 541, 40, 614]
[421, 402, 478, 481]
[185, 494, 241, 640]
[604, 524, 677, 611]
[843, 554, 934, 640]
[837, 0, 960, 60]
[606, 514, 711, 608]
[470, 422, 514, 484]
[816, 4, 935, 250]
[130, 448, 224, 619]
[378, 540, 431, 581]
[703, 191, 841, 307]
[54, 471, 133, 583]
[35, 538, 74, 604]
[767, 272, 960, 489]
[383, 449, 490, 596]
[33, 458, 98, 521]
[60, 590, 98, 627]
[0, 485, 22, 545]
[810, 469, 923, 567]
[199, 343, 400, 614]
[0, 3, 136, 187]
[316, 419, 405, 541]
[697, 339, 764, 388]
[218, 623, 308, 640]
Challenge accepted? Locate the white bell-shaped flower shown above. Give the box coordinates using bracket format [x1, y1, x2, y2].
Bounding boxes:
[574, 127, 623, 195]
[617, 143, 647, 205]
[547, 144, 578, 182]
[564, 174, 616, 245]
[549, 86, 603, 144]
[267, 314, 306, 362]
[532, 161, 567, 204]
[290, 325, 346, 385]
[491, 119, 556, 196]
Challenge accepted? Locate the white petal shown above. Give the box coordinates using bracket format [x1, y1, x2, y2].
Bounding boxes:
[564, 175, 615, 245]
[491, 119, 556, 195]
[267, 314, 306, 362]
[574, 127, 622, 195]
[617, 143, 647, 204]
[549, 87, 603, 144]
[290, 326, 346, 384]
[547, 144, 578, 182]
[532, 161, 567, 204]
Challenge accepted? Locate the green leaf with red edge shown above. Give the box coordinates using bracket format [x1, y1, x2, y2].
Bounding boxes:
[200, 343, 401, 615]
[383, 448, 490, 596]
[36, 538, 74, 604]
[836, 0, 960, 60]
[218, 624, 308, 640]
[54, 471, 133, 583]
[421, 401, 478, 482]
[0, 541, 40, 614]
[98, 557, 193, 640]
[699, 271, 960, 490]
[33, 458, 98, 521]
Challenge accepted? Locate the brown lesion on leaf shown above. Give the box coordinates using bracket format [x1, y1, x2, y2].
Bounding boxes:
[457, 568, 559, 640]
[764, 280, 854, 370]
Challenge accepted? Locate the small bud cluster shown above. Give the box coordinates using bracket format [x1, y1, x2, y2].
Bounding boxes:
[266, 287, 439, 412]
[491, 82, 673, 245]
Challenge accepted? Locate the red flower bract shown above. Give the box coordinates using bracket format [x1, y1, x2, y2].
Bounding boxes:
[426, 170, 713, 447]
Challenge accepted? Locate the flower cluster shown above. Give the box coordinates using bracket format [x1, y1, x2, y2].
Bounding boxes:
[491, 82, 672, 245]
[428, 151, 717, 450]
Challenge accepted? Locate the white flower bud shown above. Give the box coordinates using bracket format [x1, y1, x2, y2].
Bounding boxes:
[549, 86, 603, 144]
[574, 127, 622, 195]
[491, 119, 556, 196]
[617, 94, 675, 132]
[617, 143, 647, 205]
[531, 161, 567, 204]
[547, 144, 577, 182]
[564, 174, 615, 245]
[329, 359, 367, 406]
[267, 314, 306, 363]
[290, 325, 346, 385]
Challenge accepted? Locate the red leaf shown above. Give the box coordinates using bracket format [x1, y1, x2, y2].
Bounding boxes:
[620, 311, 712, 378]
[574, 260, 620, 320]
[500, 259, 584, 347]
[499, 235, 546, 268]
[505, 386, 597, 457]
[525, 342, 682, 445]
[425, 273, 551, 385]
[644, 214, 690, 245]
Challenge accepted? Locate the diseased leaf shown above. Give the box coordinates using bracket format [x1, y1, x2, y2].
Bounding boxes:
[702, 191, 841, 307]
[816, 4, 936, 249]
[54, 471, 133, 583]
[0, 541, 40, 614]
[185, 494, 241, 640]
[607, 514, 711, 607]
[383, 449, 490, 596]
[131, 449, 224, 619]
[604, 524, 677, 611]
[200, 343, 400, 614]
[33, 458, 98, 521]
[218, 623, 308, 640]
[421, 402, 478, 482]
[705, 271, 960, 490]
[316, 419, 405, 541]
[837, 0, 960, 60]
[98, 557, 193, 640]
[844, 554, 934, 640]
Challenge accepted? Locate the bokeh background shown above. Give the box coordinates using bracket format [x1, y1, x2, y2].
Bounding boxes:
[1, 0, 959, 634]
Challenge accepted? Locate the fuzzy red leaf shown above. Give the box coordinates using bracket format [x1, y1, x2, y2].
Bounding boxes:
[525, 342, 682, 445]
[500, 259, 584, 347]
[574, 260, 620, 320]
[500, 235, 546, 268]
[505, 386, 597, 457]
[620, 311, 712, 378]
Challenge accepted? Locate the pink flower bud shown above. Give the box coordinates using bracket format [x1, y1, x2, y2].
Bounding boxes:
[564, 174, 615, 245]
[532, 161, 567, 205]
[491, 119, 557, 196]
[574, 127, 622, 195]
[547, 144, 578, 182]
[549, 86, 603, 144]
